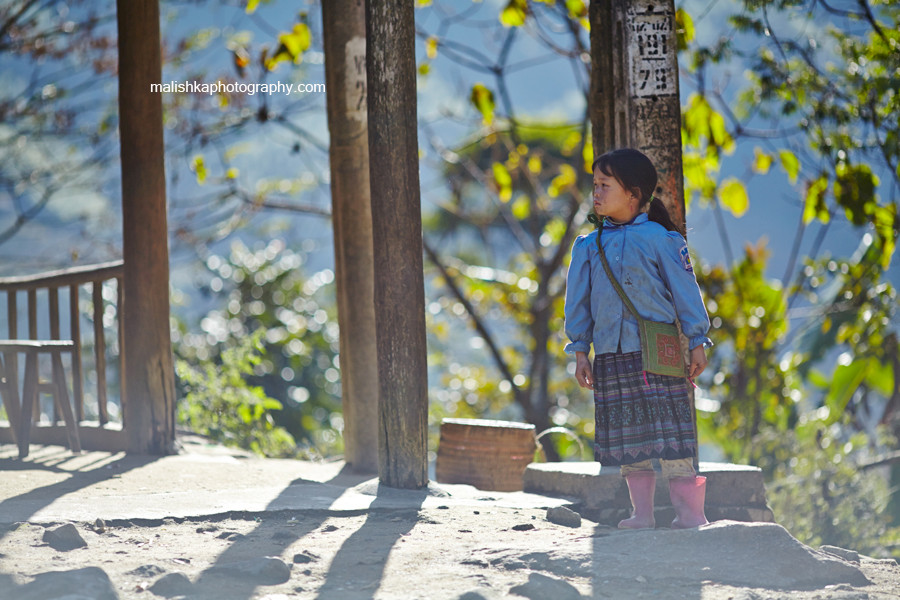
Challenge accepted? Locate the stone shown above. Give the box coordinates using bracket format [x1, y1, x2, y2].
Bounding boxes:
[509, 573, 583, 600]
[209, 557, 291, 584]
[15, 567, 118, 600]
[42, 523, 88, 552]
[458, 590, 502, 600]
[546, 506, 582, 528]
[293, 551, 319, 564]
[126, 564, 166, 578]
[94, 518, 106, 533]
[820, 545, 860, 563]
[592, 521, 870, 589]
[149, 572, 193, 597]
[512, 523, 535, 532]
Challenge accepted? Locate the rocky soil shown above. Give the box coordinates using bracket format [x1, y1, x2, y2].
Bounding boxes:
[1, 505, 899, 600]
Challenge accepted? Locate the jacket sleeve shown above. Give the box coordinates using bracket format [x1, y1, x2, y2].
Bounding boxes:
[657, 232, 712, 350]
[564, 235, 594, 355]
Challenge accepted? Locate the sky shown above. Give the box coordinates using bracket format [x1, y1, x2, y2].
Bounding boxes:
[164, 0, 899, 296]
[1, 0, 896, 320]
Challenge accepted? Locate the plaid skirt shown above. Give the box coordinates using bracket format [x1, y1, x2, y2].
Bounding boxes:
[593, 351, 696, 466]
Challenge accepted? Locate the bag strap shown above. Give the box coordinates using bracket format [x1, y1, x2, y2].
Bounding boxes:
[594, 221, 642, 322]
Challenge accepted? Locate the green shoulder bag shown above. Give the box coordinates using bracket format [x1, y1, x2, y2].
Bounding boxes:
[594, 223, 686, 378]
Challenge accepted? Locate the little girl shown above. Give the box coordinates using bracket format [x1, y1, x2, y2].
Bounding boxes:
[564, 148, 712, 529]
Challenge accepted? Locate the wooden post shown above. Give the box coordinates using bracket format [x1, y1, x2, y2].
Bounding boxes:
[322, 0, 379, 474]
[366, 0, 428, 489]
[590, 0, 686, 233]
[116, 0, 176, 454]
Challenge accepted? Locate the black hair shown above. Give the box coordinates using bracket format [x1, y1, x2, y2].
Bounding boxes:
[592, 148, 682, 235]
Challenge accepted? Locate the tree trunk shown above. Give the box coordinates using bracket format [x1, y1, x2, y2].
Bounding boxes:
[590, 0, 685, 232]
[116, 0, 176, 454]
[366, 0, 428, 489]
[530, 284, 561, 462]
[322, 0, 379, 474]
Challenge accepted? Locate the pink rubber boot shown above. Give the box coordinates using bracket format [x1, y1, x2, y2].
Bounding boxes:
[618, 471, 656, 529]
[669, 476, 710, 529]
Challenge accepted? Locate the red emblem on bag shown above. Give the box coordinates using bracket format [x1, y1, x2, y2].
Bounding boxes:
[656, 334, 681, 367]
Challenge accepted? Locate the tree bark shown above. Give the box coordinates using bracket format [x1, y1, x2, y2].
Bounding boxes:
[590, 0, 686, 233]
[366, 0, 428, 489]
[117, 0, 176, 454]
[323, 0, 379, 474]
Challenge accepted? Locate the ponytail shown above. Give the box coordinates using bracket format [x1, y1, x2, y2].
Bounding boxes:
[647, 195, 683, 236]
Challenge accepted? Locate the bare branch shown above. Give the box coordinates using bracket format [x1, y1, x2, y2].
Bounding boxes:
[422, 237, 525, 406]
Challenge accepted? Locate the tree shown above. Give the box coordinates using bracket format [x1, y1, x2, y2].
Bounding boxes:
[416, 0, 595, 460]
[174, 238, 344, 457]
[0, 0, 120, 266]
[675, 0, 900, 550]
[0, 0, 333, 270]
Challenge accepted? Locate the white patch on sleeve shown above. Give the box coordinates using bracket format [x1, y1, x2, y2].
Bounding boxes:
[680, 245, 693, 272]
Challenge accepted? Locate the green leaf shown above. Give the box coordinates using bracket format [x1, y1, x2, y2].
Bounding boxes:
[470, 83, 495, 126]
[582, 136, 593, 173]
[267, 23, 312, 69]
[492, 162, 513, 202]
[778, 150, 800, 183]
[675, 8, 695, 52]
[834, 163, 878, 226]
[500, 0, 528, 27]
[865, 358, 895, 398]
[682, 94, 711, 148]
[872, 204, 897, 268]
[718, 178, 749, 217]
[511, 195, 530, 219]
[192, 155, 207, 184]
[752, 147, 773, 174]
[425, 36, 438, 59]
[565, 0, 587, 19]
[802, 175, 830, 224]
[807, 368, 830, 389]
[280, 23, 312, 59]
[709, 110, 734, 153]
[824, 359, 868, 421]
[543, 218, 567, 245]
[548, 164, 576, 198]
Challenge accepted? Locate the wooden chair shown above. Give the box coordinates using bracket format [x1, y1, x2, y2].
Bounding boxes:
[0, 340, 81, 458]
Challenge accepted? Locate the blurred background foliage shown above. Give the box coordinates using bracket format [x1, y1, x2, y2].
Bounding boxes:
[1, 0, 898, 557]
[173, 239, 343, 459]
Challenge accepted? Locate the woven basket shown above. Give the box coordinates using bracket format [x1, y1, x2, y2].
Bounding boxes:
[435, 418, 537, 492]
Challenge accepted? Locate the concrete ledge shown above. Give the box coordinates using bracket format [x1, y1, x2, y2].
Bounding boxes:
[523, 461, 774, 527]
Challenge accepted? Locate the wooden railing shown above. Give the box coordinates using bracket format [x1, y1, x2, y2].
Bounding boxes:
[0, 260, 127, 451]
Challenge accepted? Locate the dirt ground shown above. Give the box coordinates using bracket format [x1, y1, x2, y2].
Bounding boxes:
[2, 505, 900, 599]
[1, 441, 899, 600]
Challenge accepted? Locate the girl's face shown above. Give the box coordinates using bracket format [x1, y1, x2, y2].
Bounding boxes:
[592, 165, 640, 223]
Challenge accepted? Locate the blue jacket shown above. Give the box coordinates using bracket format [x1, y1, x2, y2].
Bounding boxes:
[564, 213, 712, 356]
